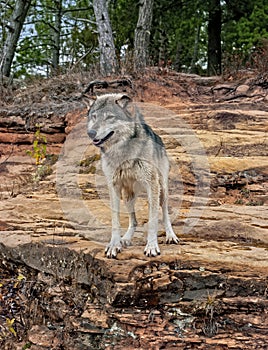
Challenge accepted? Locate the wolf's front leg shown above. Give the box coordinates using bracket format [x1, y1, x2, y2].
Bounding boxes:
[121, 197, 137, 247]
[144, 180, 161, 257]
[105, 186, 122, 258]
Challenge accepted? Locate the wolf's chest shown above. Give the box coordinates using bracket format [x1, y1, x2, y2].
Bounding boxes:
[102, 158, 147, 200]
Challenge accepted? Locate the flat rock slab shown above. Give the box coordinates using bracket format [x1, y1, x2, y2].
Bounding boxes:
[0, 98, 267, 348]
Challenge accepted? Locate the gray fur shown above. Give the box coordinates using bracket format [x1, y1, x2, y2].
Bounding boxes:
[87, 93, 179, 258]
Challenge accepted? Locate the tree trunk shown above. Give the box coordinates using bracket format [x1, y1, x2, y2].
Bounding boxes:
[92, 0, 118, 76]
[173, 41, 182, 71]
[207, 0, 222, 76]
[0, 0, 32, 80]
[190, 20, 201, 73]
[134, 0, 154, 71]
[158, 18, 168, 67]
[51, 0, 62, 75]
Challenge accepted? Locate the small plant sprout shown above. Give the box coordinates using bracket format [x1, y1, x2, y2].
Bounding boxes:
[26, 124, 47, 165]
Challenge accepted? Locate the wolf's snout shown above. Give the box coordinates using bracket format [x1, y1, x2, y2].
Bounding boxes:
[88, 129, 97, 139]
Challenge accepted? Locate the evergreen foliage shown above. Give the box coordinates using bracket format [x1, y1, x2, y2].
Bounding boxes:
[0, 0, 267, 79]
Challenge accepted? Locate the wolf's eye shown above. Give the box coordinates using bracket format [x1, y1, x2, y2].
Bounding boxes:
[106, 115, 115, 120]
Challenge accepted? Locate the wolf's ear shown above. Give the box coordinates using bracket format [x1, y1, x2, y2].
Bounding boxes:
[86, 96, 97, 107]
[81, 95, 96, 111]
[88, 97, 96, 107]
[115, 94, 132, 109]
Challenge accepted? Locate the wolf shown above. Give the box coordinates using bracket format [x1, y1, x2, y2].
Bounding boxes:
[87, 93, 179, 258]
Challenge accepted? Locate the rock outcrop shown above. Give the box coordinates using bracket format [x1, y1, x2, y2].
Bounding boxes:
[0, 71, 267, 349]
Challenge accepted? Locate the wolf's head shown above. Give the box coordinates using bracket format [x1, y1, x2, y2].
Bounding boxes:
[87, 94, 135, 149]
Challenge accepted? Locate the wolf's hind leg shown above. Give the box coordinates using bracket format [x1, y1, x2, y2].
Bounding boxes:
[121, 197, 137, 247]
[144, 177, 161, 257]
[160, 181, 179, 244]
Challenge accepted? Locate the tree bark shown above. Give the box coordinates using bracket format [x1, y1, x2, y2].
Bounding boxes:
[207, 0, 222, 76]
[51, 0, 62, 74]
[92, 0, 118, 76]
[0, 0, 32, 80]
[134, 0, 154, 71]
[190, 20, 201, 73]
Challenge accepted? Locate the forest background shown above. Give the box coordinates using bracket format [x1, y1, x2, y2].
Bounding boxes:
[0, 0, 267, 83]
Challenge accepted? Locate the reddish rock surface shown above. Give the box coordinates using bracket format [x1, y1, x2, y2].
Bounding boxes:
[0, 71, 267, 349]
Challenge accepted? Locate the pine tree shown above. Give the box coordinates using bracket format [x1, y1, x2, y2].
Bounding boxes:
[134, 0, 154, 71]
[0, 0, 32, 80]
[93, 0, 118, 75]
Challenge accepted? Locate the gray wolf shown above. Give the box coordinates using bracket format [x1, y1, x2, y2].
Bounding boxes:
[87, 93, 179, 258]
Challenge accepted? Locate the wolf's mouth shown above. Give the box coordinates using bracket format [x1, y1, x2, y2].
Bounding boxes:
[93, 131, 114, 146]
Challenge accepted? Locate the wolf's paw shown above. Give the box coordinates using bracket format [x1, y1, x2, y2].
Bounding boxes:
[121, 230, 133, 247]
[166, 231, 180, 244]
[120, 237, 132, 247]
[144, 242, 161, 257]
[105, 241, 122, 258]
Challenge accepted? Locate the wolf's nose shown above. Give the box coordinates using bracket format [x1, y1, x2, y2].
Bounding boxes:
[88, 129, 97, 139]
